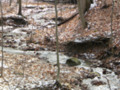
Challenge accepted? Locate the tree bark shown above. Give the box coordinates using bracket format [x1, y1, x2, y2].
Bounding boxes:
[9, 0, 12, 6]
[18, 0, 22, 15]
[55, 0, 60, 83]
[77, 0, 87, 29]
[77, 0, 93, 29]
[0, 0, 4, 77]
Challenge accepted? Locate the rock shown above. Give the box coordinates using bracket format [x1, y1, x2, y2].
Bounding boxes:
[66, 57, 81, 66]
[103, 69, 112, 74]
[85, 72, 101, 79]
[91, 80, 106, 86]
[89, 59, 103, 67]
[64, 36, 110, 54]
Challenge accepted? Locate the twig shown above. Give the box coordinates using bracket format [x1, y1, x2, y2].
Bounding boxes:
[104, 77, 112, 90]
[2, 77, 12, 90]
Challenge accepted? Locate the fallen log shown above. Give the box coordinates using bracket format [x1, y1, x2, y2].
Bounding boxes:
[52, 12, 78, 26]
[58, 12, 78, 26]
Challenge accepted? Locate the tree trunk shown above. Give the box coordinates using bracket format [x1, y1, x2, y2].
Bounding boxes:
[0, 0, 4, 77]
[77, 0, 87, 29]
[109, 0, 115, 54]
[55, 0, 60, 83]
[77, 0, 93, 29]
[9, 0, 12, 6]
[18, 0, 22, 15]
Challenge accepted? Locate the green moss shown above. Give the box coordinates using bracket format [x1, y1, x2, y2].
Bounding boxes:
[90, 72, 101, 77]
[66, 57, 81, 66]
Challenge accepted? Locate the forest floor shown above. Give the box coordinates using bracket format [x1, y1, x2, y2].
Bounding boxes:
[0, 0, 120, 90]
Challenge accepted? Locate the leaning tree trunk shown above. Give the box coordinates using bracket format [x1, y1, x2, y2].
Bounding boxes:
[18, 0, 22, 15]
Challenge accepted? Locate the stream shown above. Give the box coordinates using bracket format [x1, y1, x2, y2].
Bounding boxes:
[0, 46, 120, 90]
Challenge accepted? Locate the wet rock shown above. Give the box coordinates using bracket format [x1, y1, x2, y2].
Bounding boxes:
[85, 72, 101, 79]
[103, 69, 112, 74]
[89, 59, 103, 67]
[66, 57, 81, 66]
[80, 84, 88, 90]
[91, 80, 106, 86]
[114, 65, 120, 75]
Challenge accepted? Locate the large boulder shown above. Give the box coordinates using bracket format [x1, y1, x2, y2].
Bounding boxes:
[66, 57, 81, 66]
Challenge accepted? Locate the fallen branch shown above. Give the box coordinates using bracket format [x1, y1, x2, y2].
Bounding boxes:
[57, 12, 78, 26]
[104, 77, 112, 90]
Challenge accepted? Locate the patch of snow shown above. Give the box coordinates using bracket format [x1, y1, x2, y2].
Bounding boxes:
[24, 80, 55, 89]
[83, 53, 96, 59]
[74, 36, 97, 43]
[83, 67, 120, 90]
[24, 9, 33, 16]
[0, 46, 25, 55]
[0, 61, 8, 68]
[38, 51, 69, 64]
[4, 14, 23, 18]
[90, 0, 97, 9]
[60, 70, 71, 73]
[14, 38, 21, 44]
[74, 39, 83, 43]
[12, 28, 27, 35]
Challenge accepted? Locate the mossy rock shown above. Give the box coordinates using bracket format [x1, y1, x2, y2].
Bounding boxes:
[85, 72, 101, 79]
[66, 57, 81, 66]
[92, 72, 101, 77]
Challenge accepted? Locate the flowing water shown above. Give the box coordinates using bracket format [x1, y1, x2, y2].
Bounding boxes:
[0, 46, 120, 90]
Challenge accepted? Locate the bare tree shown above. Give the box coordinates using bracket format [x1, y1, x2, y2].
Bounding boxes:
[54, 0, 61, 86]
[0, 0, 4, 77]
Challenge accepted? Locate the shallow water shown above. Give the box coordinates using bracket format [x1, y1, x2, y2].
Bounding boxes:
[0, 46, 120, 90]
